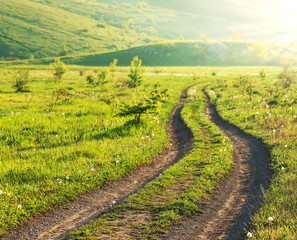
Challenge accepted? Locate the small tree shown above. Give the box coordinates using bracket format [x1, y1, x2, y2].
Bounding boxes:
[246, 84, 255, 101]
[86, 74, 96, 85]
[98, 69, 109, 85]
[116, 88, 168, 124]
[128, 56, 144, 88]
[109, 59, 118, 72]
[13, 70, 30, 92]
[52, 59, 66, 81]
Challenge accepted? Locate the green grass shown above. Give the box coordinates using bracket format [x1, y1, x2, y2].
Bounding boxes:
[2, 65, 297, 239]
[206, 67, 297, 238]
[69, 84, 233, 239]
[0, 64, 197, 235]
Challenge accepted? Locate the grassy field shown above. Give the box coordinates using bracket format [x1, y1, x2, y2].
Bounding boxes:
[0, 63, 197, 234]
[1, 64, 297, 239]
[205, 69, 297, 238]
[69, 84, 234, 239]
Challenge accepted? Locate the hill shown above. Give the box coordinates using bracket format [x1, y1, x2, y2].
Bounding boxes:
[0, 0, 156, 60]
[3, 40, 283, 67]
[0, 0, 258, 61]
[0, 0, 293, 62]
[60, 41, 283, 66]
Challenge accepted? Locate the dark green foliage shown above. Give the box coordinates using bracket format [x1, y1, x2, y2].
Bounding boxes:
[86, 69, 109, 86]
[86, 74, 96, 85]
[12, 70, 30, 92]
[116, 88, 168, 124]
[127, 56, 143, 88]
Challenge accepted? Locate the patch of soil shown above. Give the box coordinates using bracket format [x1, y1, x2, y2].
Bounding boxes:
[1, 88, 193, 240]
[166, 89, 272, 240]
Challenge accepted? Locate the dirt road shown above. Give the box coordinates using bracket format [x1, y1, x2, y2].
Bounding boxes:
[1, 89, 193, 240]
[167, 89, 271, 240]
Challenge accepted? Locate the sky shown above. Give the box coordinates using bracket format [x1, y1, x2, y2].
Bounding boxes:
[214, 0, 297, 41]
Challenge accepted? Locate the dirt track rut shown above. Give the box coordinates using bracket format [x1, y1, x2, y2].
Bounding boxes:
[1, 89, 192, 240]
[167, 89, 271, 240]
[2, 87, 271, 240]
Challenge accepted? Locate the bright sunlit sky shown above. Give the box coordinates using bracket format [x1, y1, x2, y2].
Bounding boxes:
[220, 0, 297, 41]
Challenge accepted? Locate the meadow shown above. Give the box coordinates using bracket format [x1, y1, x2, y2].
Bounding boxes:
[206, 69, 297, 238]
[0, 64, 195, 234]
[0, 64, 296, 239]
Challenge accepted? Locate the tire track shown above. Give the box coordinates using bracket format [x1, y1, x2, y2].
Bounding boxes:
[167, 88, 271, 240]
[1, 88, 193, 240]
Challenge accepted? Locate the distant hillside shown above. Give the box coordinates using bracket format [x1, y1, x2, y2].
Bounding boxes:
[0, 0, 292, 62]
[0, 0, 257, 61]
[0, 0, 157, 60]
[10, 41, 282, 67]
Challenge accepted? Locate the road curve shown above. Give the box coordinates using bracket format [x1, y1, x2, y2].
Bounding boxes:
[167, 88, 271, 240]
[1, 88, 193, 240]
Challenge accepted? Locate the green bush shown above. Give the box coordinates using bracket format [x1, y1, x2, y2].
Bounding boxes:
[109, 59, 118, 72]
[98, 69, 109, 85]
[13, 70, 30, 92]
[127, 56, 143, 88]
[52, 59, 66, 81]
[116, 88, 168, 124]
[86, 74, 96, 85]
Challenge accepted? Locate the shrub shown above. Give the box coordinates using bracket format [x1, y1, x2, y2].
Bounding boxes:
[98, 69, 109, 85]
[109, 59, 118, 72]
[79, 70, 84, 76]
[86, 74, 96, 85]
[47, 87, 72, 111]
[52, 59, 66, 81]
[127, 56, 143, 88]
[13, 70, 30, 92]
[116, 88, 168, 124]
